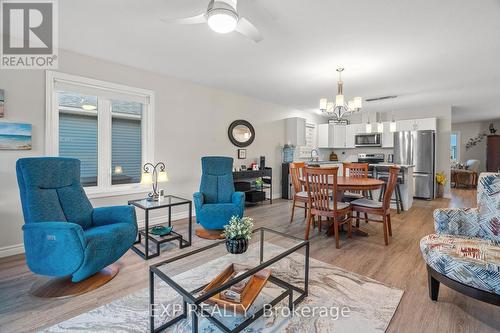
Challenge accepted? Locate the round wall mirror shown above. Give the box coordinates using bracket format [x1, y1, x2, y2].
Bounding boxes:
[228, 120, 255, 147]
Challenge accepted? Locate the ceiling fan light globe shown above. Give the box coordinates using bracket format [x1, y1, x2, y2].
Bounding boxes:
[207, 10, 238, 34]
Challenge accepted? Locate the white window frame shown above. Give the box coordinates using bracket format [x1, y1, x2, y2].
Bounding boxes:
[45, 71, 155, 198]
[451, 131, 460, 162]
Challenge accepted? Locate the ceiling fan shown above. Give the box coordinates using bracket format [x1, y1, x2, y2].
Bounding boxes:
[161, 0, 263, 43]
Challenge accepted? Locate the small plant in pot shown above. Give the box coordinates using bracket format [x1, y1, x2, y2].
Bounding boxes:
[436, 171, 447, 198]
[223, 216, 254, 254]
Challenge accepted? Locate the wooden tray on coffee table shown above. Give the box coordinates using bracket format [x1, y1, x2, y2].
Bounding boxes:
[201, 263, 271, 314]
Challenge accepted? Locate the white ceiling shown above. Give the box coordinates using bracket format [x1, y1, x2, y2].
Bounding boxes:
[59, 0, 500, 123]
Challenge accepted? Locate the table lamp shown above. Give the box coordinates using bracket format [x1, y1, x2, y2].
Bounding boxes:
[141, 162, 169, 201]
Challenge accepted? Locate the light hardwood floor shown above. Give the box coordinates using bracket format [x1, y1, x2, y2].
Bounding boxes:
[0, 189, 499, 333]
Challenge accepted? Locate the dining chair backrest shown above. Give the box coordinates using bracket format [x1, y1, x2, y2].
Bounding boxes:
[290, 162, 306, 193]
[343, 162, 369, 178]
[382, 166, 401, 210]
[305, 166, 339, 214]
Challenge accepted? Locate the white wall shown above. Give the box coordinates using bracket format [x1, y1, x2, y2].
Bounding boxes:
[0, 50, 323, 256]
[452, 120, 500, 172]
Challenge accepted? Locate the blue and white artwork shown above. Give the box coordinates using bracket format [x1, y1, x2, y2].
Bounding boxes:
[0, 122, 32, 150]
[0, 89, 4, 118]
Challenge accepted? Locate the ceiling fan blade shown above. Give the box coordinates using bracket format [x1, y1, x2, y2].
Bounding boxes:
[160, 13, 207, 25]
[235, 17, 263, 42]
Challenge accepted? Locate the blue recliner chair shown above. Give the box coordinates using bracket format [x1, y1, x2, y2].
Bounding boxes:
[16, 157, 137, 283]
[193, 156, 245, 230]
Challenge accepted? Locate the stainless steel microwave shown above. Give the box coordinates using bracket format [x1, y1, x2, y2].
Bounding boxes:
[355, 133, 382, 147]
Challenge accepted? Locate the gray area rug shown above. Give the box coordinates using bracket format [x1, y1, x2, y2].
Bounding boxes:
[42, 243, 403, 333]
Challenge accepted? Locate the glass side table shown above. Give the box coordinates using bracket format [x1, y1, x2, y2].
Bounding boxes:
[128, 195, 192, 260]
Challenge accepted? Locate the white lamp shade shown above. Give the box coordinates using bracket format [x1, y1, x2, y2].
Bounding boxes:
[319, 98, 328, 110]
[335, 94, 344, 106]
[390, 121, 397, 132]
[365, 123, 372, 133]
[353, 97, 362, 109]
[377, 122, 384, 133]
[326, 102, 334, 112]
[347, 100, 354, 110]
[141, 172, 153, 185]
[157, 171, 169, 183]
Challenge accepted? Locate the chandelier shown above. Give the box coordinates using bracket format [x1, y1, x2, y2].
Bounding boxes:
[319, 68, 362, 119]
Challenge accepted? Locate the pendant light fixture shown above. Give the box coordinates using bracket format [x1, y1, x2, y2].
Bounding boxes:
[319, 68, 362, 119]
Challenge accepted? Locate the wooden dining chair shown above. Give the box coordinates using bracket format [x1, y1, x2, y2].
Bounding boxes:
[342, 163, 370, 201]
[305, 166, 352, 248]
[350, 166, 400, 246]
[289, 162, 308, 223]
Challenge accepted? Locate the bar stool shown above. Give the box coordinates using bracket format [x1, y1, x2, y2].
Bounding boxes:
[376, 166, 404, 214]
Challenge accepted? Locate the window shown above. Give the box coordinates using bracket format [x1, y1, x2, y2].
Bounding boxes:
[298, 123, 316, 158]
[46, 72, 154, 197]
[451, 132, 459, 161]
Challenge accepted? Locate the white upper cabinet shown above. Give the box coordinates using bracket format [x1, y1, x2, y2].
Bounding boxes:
[415, 118, 437, 131]
[331, 125, 346, 148]
[396, 119, 414, 132]
[345, 123, 364, 148]
[318, 123, 330, 148]
[382, 122, 394, 148]
[285, 117, 306, 146]
[396, 118, 436, 132]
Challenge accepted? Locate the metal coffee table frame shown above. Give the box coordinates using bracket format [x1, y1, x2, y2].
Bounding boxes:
[149, 227, 309, 333]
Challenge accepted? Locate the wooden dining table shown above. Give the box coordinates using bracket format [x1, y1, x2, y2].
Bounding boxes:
[299, 175, 386, 237]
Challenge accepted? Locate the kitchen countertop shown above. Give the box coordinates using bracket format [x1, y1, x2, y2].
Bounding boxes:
[368, 163, 415, 169]
[303, 161, 415, 169]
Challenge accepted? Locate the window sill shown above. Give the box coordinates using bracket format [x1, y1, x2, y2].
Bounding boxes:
[85, 185, 151, 199]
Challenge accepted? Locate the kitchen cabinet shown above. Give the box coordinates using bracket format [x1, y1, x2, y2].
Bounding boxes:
[416, 118, 437, 131]
[318, 124, 345, 148]
[382, 122, 394, 148]
[285, 117, 306, 146]
[332, 125, 346, 148]
[396, 118, 436, 132]
[345, 123, 364, 148]
[318, 123, 330, 148]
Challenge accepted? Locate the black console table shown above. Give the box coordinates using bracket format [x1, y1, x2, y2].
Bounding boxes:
[233, 167, 272, 204]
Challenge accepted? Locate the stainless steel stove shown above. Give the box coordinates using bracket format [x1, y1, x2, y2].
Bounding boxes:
[357, 153, 385, 177]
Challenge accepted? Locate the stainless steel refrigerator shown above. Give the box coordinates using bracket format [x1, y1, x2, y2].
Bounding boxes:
[394, 130, 435, 199]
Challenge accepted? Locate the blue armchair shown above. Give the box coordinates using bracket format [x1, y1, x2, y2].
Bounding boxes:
[193, 156, 245, 230]
[16, 157, 137, 283]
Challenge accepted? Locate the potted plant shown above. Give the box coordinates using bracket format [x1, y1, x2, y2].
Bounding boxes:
[223, 216, 254, 254]
[255, 177, 264, 190]
[436, 171, 447, 198]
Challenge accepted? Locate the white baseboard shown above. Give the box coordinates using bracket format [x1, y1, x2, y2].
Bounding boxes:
[0, 243, 25, 258]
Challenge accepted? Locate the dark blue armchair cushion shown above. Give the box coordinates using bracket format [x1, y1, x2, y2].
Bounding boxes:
[16, 157, 93, 228]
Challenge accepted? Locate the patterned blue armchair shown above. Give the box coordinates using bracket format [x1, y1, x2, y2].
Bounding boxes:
[193, 156, 245, 230]
[16, 157, 137, 283]
[420, 172, 500, 305]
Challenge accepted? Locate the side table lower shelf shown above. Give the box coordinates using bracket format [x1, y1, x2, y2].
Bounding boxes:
[132, 227, 191, 259]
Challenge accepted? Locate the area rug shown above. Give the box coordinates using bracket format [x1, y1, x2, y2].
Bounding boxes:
[41, 243, 403, 333]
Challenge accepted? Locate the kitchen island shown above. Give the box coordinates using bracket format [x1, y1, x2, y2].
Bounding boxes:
[369, 164, 414, 211]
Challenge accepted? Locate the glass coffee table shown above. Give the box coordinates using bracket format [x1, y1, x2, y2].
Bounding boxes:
[149, 227, 309, 333]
